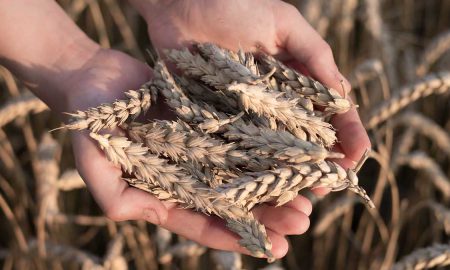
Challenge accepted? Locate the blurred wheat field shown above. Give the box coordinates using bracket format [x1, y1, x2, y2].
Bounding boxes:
[0, 0, 449, 269]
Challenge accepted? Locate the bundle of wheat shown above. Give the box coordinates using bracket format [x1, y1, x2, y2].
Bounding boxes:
[64, 42, 373, 261]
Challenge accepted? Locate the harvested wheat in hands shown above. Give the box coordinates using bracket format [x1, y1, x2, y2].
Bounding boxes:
[65, 43, 374, 261]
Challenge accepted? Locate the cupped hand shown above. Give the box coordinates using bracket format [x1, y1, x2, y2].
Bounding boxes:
[137, 0, 371, 168]
[65, 48, 313, 258]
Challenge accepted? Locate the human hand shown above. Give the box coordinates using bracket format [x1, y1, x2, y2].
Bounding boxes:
[131, 0, 372, 169]
[66, 48, 312, 258]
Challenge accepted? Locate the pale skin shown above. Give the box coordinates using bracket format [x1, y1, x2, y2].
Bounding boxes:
[0, 0, 370, 258]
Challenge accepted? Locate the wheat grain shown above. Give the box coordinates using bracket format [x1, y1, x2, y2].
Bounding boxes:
[152, 60, 242, 133]
[224, 121, 344, 163]
[367, 72, 450, 129]
[168, 46, 336, 145]
[216, 162, 374, 210]
[127, 121, 267, 170]
[392, 243, 450, 270]
[226, 82, 336, 146]
[65, 88, 152, 132]
[259, 54, 351, 114]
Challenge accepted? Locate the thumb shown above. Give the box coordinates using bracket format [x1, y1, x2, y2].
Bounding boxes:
[276, 3, 350, 95]
[72, 131, 169, 225]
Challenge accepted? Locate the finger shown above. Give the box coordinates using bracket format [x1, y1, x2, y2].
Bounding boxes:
[252, 204, 310, 235]
[276, 3, 350, 94]
[331, 107, 372, 163]
[311, 187, 331, 197]
[163, 207, 289, 258]
[268, 195, 313, 216]
[72, 132, 168, 224]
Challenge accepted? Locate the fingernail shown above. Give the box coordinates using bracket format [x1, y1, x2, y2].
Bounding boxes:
[335, 71, 351, 96]
[143, 208, 161, 225]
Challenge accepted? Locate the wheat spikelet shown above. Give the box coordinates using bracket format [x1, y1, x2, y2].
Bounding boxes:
[168, 46, 336, 146]
[259, 54, 351, 113]
[165, 48, 231, 88]
[216, 162, 374, 210]
[396, 151, 450, 199]
[0, 93, 48, 128]
[152, 60, 241, 133]
[367, 72, 450, 129]
[65, 88, 152, 132]
[89, 133, 273, 259]
[227, 82, 336, 146]
[393, 112, 450, 156]
[128, 121, 272, 171]
[196, 43, 266, 84]
[224, 121, 344, 163]
[416, 30, 450, 77]
[393, 243, 450, 270]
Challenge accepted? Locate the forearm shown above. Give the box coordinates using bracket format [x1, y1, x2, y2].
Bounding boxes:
[0, 0, 99, 111]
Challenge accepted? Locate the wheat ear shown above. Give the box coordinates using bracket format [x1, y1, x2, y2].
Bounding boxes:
[392, 243, 450, 270]
[416, 30, 450, 77]
[224, 121, 344, 163]
[396, 151, 450, 199]
[152, 60, 242, 133]
[216, 162, 374, 210]
[393, 112, 450, 156]
[259, 54, 351, 114]
[127, 121, 269, 170]
[65, 89, 152, 132]
[165, 48, 231, 88]
[0, 93, 48, 128]
[226, 82, 336, 146]
[89, 133, 273, 259]
[366, 72, 450, 129]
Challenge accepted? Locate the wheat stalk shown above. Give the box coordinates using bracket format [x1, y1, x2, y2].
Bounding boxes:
[65, 88, 153, 132]
[89, 132, 273, 259]
[392, 243, 450, 270]
[367, 72, 450, 129]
